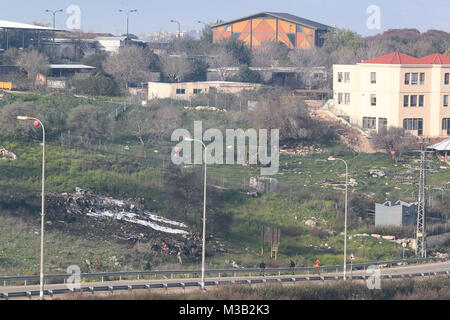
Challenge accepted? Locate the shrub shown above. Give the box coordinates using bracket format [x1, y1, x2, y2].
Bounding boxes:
[72, 76, 118, 97]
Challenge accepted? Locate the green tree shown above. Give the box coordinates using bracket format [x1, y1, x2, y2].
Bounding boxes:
[322, 28, 363, 54]
[229, 65, 262, 83]
[219, 38, 252, 65]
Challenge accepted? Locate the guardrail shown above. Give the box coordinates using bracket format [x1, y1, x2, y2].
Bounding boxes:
[0, 257, 445, 287]
[1, 269, 449, 300]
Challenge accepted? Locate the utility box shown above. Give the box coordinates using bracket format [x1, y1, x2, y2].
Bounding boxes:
[375, 200, 418, 227]
[250, 176, 278, 193]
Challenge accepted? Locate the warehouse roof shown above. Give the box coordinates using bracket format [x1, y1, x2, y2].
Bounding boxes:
[49, 64, 96, 69]
[212, 12, 331, 30]
[0, 20, 54, 31]
[428, 138, 450, 151]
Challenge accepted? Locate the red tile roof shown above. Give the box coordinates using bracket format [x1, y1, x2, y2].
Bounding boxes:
[361, 52, 450, 65]
[417, 53, 450, 64]
[361, 52, 421, 64]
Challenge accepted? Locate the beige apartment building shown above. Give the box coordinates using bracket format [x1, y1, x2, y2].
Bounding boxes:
[333, 52, 450, 137]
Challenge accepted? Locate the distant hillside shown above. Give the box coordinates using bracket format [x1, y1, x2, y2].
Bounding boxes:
[365, 29, 450, 56]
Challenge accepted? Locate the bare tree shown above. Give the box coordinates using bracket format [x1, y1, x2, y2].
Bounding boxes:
[371, 127, 419, 156]
[126, 106, 181, 146]
[103, 45, 151, 88]
[251, 41, 289, 68]
[357, 41, 391, 61]
[15, 50, 50, 89]
[289, 48, 331, 89]
[289, 48, 329, 68]
[67, 105, 114, 145]
[160, 55, 192, 83]
[207, 47, 238, 81]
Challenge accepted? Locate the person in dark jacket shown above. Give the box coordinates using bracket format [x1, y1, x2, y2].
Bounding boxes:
[259, 261, 266, 276]
[289, 260, 296, 275]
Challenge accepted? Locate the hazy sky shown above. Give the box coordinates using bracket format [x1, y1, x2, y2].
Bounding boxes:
[1, 0, 449, 38]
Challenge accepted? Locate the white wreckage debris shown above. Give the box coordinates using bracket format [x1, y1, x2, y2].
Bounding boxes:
[65, 188, 189, 235]
[0, 148, 17, 160]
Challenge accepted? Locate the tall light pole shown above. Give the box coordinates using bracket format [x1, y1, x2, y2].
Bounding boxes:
[17, 116, 46, 299]
[170, 20, 181, 38]
[184, 137, 207, 290]
[45, 9, 63, 56]
[328, 156, 348, 280]
[119, 9, 138, 40]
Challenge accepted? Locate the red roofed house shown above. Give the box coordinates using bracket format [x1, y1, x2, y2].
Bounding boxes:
[333, 52, 450, 137]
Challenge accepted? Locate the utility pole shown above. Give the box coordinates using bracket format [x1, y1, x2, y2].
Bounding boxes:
[45, 9, 63, 58]
[119, 9, 138, 41]
[415, 144, 427, 258]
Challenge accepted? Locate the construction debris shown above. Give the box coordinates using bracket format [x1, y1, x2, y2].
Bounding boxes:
[0, 148, 17, 160]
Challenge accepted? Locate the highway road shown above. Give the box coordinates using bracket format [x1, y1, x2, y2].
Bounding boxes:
[1, 260, 449, 299]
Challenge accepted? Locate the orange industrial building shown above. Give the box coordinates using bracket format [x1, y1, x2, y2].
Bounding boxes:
[212, 12, 331, 49]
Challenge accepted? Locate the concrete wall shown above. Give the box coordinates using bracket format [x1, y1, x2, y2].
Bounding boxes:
[148, 81, 262, 100]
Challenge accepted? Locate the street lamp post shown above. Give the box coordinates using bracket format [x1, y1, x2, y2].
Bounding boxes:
[17, 116, 46, 299]
[328, 156, 348, 280]
[170, 20, 181, 38]
[119, 9, 138, 40]
[45, 9, 63, 56]
[184, 138, 207, 290]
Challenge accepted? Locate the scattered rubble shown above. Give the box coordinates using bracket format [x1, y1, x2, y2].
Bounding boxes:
[280, 145, 322, 156]
[184, 106, 227, 112]
[368, 169, 386, 178]
[0, 148, 17, 160]
[305, 219, 317, 228]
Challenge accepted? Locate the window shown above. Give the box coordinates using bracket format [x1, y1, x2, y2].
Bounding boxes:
[411, 73, 418, 85]
[419, 95, 424, 107]
[443, 118, 450, 135]
[176, 88, 186, 95]
[363, 117, 376, 129]
[410, 95, 417, 107]
[338, 72, 343, 83]
[344, 72, 350, 83]
[193, 89, 202, 94]
[370, 72, 376, 84]
[444, 73, 449, 85]
[403, 95, 409, 107]
[444, 95, 449, 107]
[419, 73, 425, 85]
[403, 118, 423, 136]
[370, 94, 377, 106]
[378, 118, 387, 130]
[338, 93, 343, 104]
[405, 73, 410, 85]
[344, 93, 351, 105]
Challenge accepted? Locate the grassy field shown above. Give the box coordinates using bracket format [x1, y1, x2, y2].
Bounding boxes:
[0, 91, 449, 276]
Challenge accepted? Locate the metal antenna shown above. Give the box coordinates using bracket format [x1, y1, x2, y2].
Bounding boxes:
[415, 142, 427, 258]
